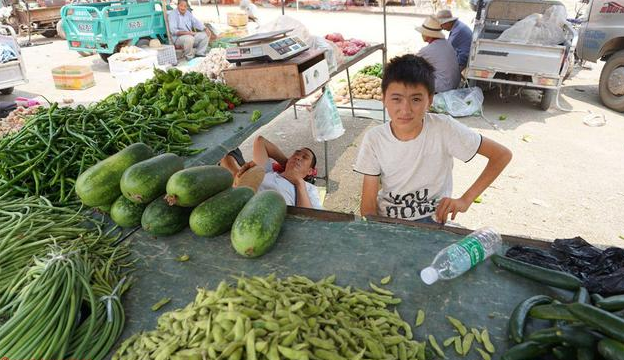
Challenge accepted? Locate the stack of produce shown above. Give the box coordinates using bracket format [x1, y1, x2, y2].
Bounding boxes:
[334, 74, 382, 101]
[0, 106, 38, 137]
[0, 68, 241, 204]
[492, 254, 624, 360]
[77, 143, 288, 258]
[325, 33, 368, 56]
[0, 197, 132, 360]
[113, 274, 431, 360]
[358, 63, 383, 78]
[194, 48, 232, 82]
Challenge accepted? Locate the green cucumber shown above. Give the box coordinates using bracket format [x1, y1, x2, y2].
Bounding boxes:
[95, 204, 112, 214]
[573, 287, 590, 304]
[568, 303, 624, 342]
[231, 190, 287, 258]
[501, 341, 550, 360]
[577, 347, 595, 360]
[110, 195, 146, 228]
[597, 295, 624, 312]
[598, 339, 624, 360]
[189, 187, 254, 237]
[509, 295, 552, 343]
[528, 325, 598, 348]
[165, 165, 233, 207]
[76, 143, 154, 206]
[529, 304, 577, 321]
[491, 254, 582, 290]
[591, 294, 604, 304]
[121, 153, 184, 204]
[141, 197, 190, 236]
[552, 346, 575, 360]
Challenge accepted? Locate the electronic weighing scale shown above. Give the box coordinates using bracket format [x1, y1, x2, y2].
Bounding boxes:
[226, 29, 309, 66]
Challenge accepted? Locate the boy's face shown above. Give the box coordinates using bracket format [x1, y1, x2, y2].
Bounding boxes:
[383, 82, 433, 131]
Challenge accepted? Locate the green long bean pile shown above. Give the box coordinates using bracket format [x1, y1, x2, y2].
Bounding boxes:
[0, 68, 242, 204]
[114, 274, 432, 360]
[0, 197, 132, 360]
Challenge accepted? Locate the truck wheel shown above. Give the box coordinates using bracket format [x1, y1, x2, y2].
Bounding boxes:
[540, 89, 556, 111]
[41, 30, 58, 38]
[0, 87, 14, 95]
[56, 20, 66, 40]
[599, 50, 624, 112]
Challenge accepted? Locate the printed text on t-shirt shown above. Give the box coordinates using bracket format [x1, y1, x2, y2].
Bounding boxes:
[386, 189, 437, 219]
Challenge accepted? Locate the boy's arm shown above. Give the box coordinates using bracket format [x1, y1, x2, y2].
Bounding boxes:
[360, 175, 380, 217]
[435, 137, 512, 223]
[252, 136, 288, 168]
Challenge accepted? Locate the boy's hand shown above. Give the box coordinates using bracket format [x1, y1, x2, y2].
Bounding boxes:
[435, 197, 471, 223]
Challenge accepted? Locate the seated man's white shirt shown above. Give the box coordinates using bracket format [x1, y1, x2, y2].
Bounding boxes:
[257, 162, 323, 209]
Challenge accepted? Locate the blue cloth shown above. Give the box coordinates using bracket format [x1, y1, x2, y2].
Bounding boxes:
[448, 20, 473, 69]
[167, 9, 205, 42]
[0, 43, 17, 63]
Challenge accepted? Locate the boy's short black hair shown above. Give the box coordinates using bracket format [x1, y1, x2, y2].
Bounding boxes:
[381, 54, 436, 96]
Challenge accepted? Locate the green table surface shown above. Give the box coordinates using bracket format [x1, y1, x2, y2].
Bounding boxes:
[185, 100, 293, 167]
[113, 210, 569, 359]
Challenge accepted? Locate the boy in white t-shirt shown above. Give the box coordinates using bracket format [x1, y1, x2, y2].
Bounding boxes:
[354, 54, 512, 224]
[220, 136, 322, 209]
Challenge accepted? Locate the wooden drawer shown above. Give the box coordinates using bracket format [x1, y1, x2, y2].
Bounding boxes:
[222, 50, 329, 102]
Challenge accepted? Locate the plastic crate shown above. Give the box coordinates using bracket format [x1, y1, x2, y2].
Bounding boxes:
[146, 45, 178, 66]
[51, 65, 94, 90]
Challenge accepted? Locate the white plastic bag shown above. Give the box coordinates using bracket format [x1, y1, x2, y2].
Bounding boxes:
[497, 5, 567, 46]
[256, 15, 310, 44]
[431, 87, 484, 117]
[310, 88, 345, 142]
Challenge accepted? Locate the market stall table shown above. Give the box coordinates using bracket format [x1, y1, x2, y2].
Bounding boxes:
[112, 208, 568, 359]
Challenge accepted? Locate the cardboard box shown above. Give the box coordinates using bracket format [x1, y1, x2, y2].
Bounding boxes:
[51, 65, 94, 90]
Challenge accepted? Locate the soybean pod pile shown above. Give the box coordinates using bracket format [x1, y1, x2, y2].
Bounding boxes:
[114, 274, 435, 360]
[0, 68, 241, 204]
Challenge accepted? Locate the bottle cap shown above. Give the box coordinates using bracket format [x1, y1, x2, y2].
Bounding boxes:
[420, 267, 439, 285]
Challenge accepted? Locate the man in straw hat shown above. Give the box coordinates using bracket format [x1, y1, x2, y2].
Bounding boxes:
[437, 9, 473, 71]
[415, 16, 461, 93]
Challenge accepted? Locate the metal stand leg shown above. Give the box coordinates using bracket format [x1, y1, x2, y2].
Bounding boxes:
[214, 0, 220, 17]
[324, 140, 330, 192]
[293, 104, 298, 119]
[281, 0, 285, 15]
[345, 68, 356, 118]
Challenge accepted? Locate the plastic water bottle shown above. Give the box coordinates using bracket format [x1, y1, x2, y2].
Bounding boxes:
[420, 227, 502, 285]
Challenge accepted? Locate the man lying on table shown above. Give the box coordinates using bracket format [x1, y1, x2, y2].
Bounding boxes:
[354, 54, 512, 224]
[168, 0, 211, 61]
[220, 136, 322, 210]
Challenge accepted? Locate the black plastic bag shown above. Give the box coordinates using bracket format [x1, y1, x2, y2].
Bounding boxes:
[0, 101, 17, 118]
[506, 237, 624, 296]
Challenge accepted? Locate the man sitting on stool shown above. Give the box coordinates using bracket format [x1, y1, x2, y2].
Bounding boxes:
[415, 16, 461, 93]
[168, 0, 211, 61]
[437, 9, 473, 72]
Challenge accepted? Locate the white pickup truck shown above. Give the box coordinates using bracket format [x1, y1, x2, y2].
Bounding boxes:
[466, 0, 577, 110]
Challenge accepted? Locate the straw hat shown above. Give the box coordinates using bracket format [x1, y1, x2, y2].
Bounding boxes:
[436, 9, 458, 24]
[415, 16, 445, 39]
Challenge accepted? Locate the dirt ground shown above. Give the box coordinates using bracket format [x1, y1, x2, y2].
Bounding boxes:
[2, 4, 623, 247]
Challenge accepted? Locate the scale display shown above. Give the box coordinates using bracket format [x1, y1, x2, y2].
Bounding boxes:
[226, 29, 309, 65]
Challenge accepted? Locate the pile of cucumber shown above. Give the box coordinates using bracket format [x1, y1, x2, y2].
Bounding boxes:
[492, 255, 624, 360]
[76, 143, 287, 258]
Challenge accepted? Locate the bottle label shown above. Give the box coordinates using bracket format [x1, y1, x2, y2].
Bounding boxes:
[458, 236, 486, 266]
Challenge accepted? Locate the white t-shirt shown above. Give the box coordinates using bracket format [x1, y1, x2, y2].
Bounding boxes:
[257, 162, 322, 210]
[354, 113, 481, 220]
